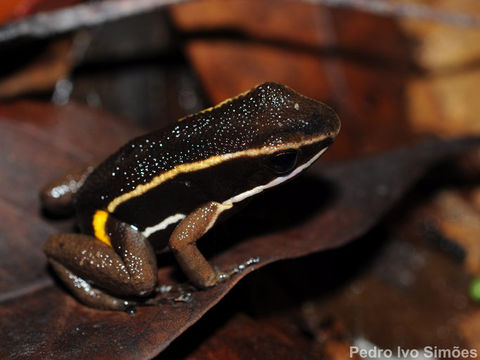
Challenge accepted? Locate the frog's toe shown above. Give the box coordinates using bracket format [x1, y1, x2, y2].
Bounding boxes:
[220, 257, 261, 282]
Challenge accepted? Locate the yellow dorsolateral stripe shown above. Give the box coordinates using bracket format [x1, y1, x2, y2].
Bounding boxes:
[93, 210, 112, 247]
[107, 136, 328, 214]
[178, 88, 252, 122]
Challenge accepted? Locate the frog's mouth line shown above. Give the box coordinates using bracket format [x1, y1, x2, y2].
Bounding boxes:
[140, 146, 328, 239]
[222, 146, 328, 206]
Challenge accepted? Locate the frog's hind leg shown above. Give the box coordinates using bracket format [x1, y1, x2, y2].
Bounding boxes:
[45, 218, 158, 310]
[40, 165, 95, 215]
[49, 258, 134, 310]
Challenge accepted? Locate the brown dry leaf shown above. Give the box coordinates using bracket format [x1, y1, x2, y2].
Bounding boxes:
[170, 0, 414, 159]
[0, 100, 478, 358]
[458, 311, 480, 357]
[299, 213, 475, 350]
[407, 71, 480, 136]
[399, 0, 480, 69]
[184, 314, 316, 360]
[0, 0, 84, 26]
[400, 0, 480, 136]
[426, 191, 480, 275]
[0, 37, 74, 99]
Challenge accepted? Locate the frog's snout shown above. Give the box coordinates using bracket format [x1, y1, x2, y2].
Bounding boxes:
[328, 110, 341, 139]
[306, 103, 341, 140]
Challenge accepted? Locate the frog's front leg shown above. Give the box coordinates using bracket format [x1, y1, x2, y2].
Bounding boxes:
[44, 216, 157, 310]
[169, 201, 232, 288]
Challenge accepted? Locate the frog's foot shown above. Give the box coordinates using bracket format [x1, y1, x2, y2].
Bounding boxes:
[49, 259, 138, 311]
[215, 257, 261, 282]
[145, 288, 195, 306]
[45, 218, 158, 311]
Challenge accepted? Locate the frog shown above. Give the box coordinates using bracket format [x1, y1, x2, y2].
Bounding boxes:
[41, 82, 341, 311]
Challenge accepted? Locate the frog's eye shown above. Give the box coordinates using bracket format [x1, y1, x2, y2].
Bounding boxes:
[268, 150, 298, 174]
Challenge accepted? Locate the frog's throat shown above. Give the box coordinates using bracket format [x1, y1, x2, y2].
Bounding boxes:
[222, 146, 328, 205]
[106, 134, 330, 214]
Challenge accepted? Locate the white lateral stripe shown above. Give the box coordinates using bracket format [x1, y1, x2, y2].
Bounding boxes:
[142, 213, 186, 238]
[205, 203, 233, 233]
[223, 147, 328, 206]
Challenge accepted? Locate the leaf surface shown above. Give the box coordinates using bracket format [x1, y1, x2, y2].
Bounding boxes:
[0, 101, 478, 359]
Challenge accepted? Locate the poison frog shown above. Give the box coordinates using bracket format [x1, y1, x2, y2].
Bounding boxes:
[41, 82, 341, 310]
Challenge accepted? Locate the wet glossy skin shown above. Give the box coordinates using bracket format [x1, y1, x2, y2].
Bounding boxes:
[42, 82, 341, 311]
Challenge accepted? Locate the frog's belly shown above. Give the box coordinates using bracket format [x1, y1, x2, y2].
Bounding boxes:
[112, 180, 208, 251]
[145, 222, 177, 253]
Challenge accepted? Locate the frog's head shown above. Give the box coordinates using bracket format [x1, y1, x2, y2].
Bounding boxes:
[217, 82, 341, 205]
[250, 82, 340, 173]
